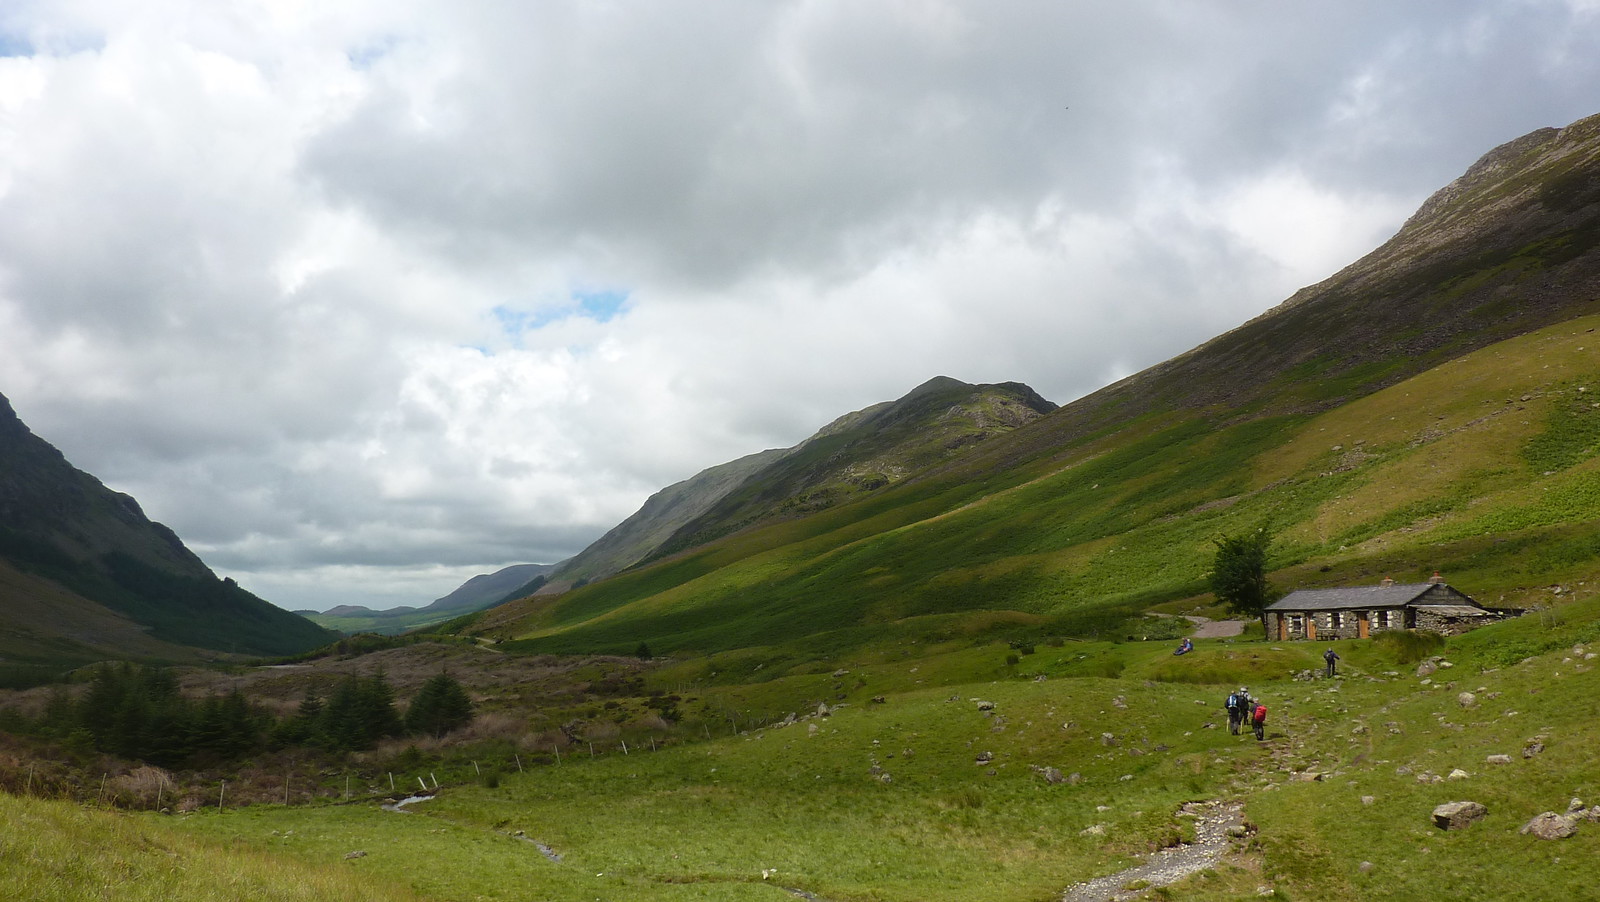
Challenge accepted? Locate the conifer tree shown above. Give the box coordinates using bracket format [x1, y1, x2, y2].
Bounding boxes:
[405, 672, 475, 738]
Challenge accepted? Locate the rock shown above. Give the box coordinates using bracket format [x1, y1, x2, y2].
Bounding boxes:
[975, 700, 995, 711]
[1227, 825, 1250, 838]
[1068, 772, 1083, 785]
[1299, 772, 1325, 782]
[1432, 801, 1488, 830]
[344, 850, 368, 860]
[870, 695, 886, 704]
[1359, 861, 1374, 873]
[807, 723, 819, 735]
[1523, 740, 1545, 759]
[974, 751, 994, 765]
[1520, 812, 1579, 840]
[1486, 754, 1513, 765]
[1448, 769, 1471, 781]
[1568, 798, 1586, 813]
[1416, 661, 1438, 678]
[1080, 823, 1107, 836]
[1361, 796, 1376, 806]
[1112, 696, 1127, 709]
[1457, 692, 1476, 708]
[1101, 733, 1118, 747]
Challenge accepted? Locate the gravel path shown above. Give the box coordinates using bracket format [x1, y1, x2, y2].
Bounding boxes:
[1061, 801, 1248, 902]
[1190, 618, 1247, 638]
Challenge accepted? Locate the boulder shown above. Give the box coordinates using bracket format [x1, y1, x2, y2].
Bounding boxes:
[1485, 754, 1513, 765]
[1520, 812, 1579, 840]
[1431, 801, 1488, 830]
[1457, 691, 1476, 708]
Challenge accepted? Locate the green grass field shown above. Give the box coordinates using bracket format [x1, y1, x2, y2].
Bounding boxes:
[6, 595, 1591, 902]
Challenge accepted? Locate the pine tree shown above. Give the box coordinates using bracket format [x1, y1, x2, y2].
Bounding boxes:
[405, 672, 475, 738]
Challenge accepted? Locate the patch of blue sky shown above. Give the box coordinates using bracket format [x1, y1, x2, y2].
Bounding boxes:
[575, 289, 627, 323]
[488, 290, 631, 350]
[0, 31, 35, 57]
[346, 35, 400, 70]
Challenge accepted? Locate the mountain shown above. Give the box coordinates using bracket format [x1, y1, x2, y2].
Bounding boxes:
[531, 378, 1056, 595]
[468, 112, 1600, 658]
[305, 562, 559, 635]
[0, 392, 335, 664]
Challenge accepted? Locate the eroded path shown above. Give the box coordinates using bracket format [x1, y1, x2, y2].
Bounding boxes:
[1061, 800, 1248, 902]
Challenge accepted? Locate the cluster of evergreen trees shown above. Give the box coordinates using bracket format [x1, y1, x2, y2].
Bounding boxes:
[22, 663, 474, 768]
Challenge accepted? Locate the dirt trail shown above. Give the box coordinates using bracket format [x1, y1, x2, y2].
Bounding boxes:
[1188, 617, 1246, 638]
[1061, 800, 1248, 902]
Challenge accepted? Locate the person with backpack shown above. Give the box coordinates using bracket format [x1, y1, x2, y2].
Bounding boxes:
[1252, 700, 1268, 741]
[1225, 687, 1246, 735]
[1324, 646, 1340, 678]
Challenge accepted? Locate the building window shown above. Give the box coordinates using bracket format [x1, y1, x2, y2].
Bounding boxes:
[1289, 614, 1304, 633]
[1330, 612, 1343, 629]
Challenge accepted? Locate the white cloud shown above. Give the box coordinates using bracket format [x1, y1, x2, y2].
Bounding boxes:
[2, 1, 1599, 610]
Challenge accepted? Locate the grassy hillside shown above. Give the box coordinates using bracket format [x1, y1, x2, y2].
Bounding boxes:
[12, 593, 1587, 901]
[0, 392, 335, 660]
[467, 313, 1600, 662]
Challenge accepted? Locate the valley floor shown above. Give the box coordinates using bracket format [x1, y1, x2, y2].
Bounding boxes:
[4, 599, 1599, 901]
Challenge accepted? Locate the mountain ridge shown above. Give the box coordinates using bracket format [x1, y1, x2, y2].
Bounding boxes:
[0, 392, 335, 662]
[469, 112, 1600, 658]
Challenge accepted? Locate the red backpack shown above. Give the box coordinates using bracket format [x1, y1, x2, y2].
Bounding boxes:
[1253, 704, 1267, 723]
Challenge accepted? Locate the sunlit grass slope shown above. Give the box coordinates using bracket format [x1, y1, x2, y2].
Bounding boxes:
[485, 314, 1600, 659]
[160, 597, 1600, 902]
[0, 793, 422, 902]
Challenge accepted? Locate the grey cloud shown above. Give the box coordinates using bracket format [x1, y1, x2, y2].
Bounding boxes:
[4, 1, 1600, 611]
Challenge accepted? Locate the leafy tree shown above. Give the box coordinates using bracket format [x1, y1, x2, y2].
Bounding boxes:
[1209, 528, 1279, 621]
[635, 642, 652, 660]
[405, 672, 474, 738]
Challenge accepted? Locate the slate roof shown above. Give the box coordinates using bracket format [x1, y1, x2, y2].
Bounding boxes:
[1266, 583, 1445, 612]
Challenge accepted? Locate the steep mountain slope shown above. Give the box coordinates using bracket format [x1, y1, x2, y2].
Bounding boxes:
[470, 113, 1600, 660]
[543, 448, 793, 592]
[534, 378, 1055, 594]
[0, 392, 334, 661]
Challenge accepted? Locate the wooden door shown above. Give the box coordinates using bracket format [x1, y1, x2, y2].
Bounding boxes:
[1306, 617, 1317, 640]
[1277, 615, 1287, 641]
[1358, 612, 1370, 639]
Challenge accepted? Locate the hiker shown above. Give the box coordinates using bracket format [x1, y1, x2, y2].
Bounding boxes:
[1174, 637, 1193, 656]
[1225, 687, 1246, 735]
[1252, 700, 1268, 741]
[1324, 646, 1340, 678]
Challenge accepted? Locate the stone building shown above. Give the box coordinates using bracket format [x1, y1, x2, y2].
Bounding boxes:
[1263, 573, 1520, 641]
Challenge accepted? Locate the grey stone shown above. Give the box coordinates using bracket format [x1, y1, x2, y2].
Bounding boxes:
[1520, 812, 1579, 840]
[1486, 754, 1513, 765]
[1431, 801, 1488, 830]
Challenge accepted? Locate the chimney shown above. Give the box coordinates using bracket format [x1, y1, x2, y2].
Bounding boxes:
[1428, 571, 1444, 585]
[1380, 577, 1394, 587]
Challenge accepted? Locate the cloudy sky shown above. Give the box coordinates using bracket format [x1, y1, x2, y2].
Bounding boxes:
[2, 1, 1599, 612]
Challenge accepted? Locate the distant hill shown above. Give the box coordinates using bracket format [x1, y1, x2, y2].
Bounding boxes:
[305, 562, 558, 635]
[0, 393, 335, 664]
[528, 378, 1056, 595]
[468, 112, 1600, 658]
